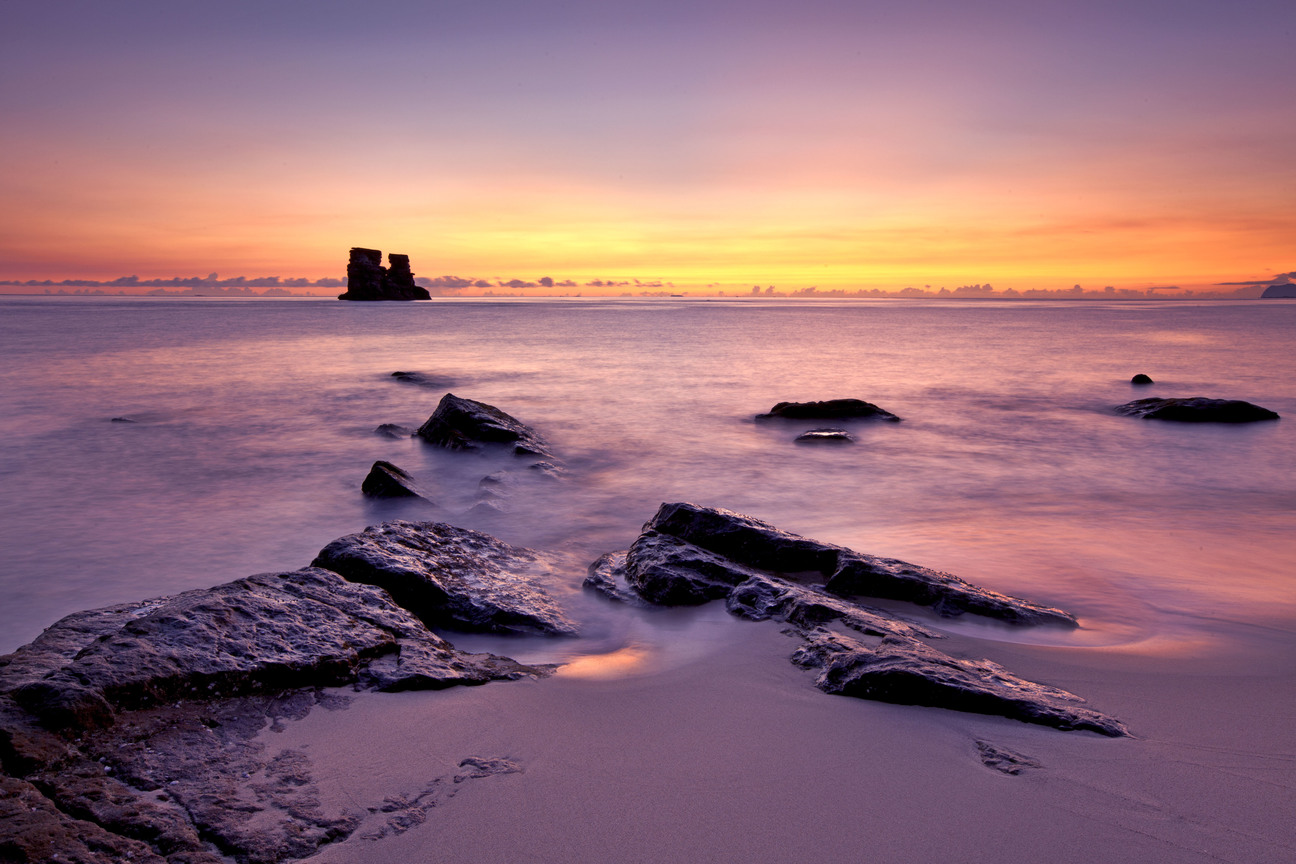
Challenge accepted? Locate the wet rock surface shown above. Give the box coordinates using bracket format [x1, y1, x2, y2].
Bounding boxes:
[794, 428, 855, 443]
[415, 393, 553, 457]
[313, 520, 578, 636]
[361, 460, 428, 500]
[1116, 397, 1279, 422]
[756, 398, 901, 422]
[0, 522, 564, 863]
[587, 502, 1123, 734]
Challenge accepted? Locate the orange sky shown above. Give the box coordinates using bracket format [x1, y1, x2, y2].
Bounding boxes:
[2, 1, 1292, 294]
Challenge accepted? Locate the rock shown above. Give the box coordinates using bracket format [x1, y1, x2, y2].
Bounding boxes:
[312, 520, 578, 636]
[1130, 374, 1154, 385]
[1260, 282, 1296, 298]
[976, 741, 1042, 775]
[1115, 397, 1279, 423]
[756, 399, 901, 422]
[794, 428, 855, 443]
[374, 423, 416, 438]
[1, 568, 545, 731]
[338, 248, 431, 301]
[725, 574, 937, 640]
[415, 393, 552, 457]
[361, 461, 427, 500]
[792, 630, 1126, 736]
[623, 530, 766, 605]
[636, 503, 1075, 626]
[390, 371, 454, 388]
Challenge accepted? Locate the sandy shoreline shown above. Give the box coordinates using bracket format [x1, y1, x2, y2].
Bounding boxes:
[267, 610, 1295, 864]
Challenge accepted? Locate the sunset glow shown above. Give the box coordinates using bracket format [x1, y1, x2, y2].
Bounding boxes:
[2, 1, 1292, 293]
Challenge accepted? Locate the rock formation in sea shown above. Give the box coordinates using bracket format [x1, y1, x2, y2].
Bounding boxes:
[1130, 373, 1154, 385]
[0, 522, 570, 863]
[1260, 281, 1296, 298]
[361, 460, 429, 500]
[338, 248, 432, 301]
[1115, 397, 1280, 423]
[585, 502, 1125, 735]
[756, 398, 901, 422]
[415, 393, 553, 458]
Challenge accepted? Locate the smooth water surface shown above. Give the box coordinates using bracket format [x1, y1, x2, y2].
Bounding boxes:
[1, 296, 1293, 659]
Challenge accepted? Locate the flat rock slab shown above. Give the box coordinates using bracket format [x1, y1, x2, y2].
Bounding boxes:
[756, 399, 901, 422]
[313, 520, 578, 636]
[586, 502, 1124, 735]
[415, 393, 552, 457]
[1, 567, 544, 731]
[793, 630, 1127, 736]
[1116, 397, 1279, 423]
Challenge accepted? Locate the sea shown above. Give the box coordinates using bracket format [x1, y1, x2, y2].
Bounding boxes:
[2, 296, 1293, 664]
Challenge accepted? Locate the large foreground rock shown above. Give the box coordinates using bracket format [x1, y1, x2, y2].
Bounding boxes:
[1115, 397, 1279, 423]
[586, 503, 1124, 734]
[1, 568, 544, 732]
[415, 393, 552, 457]
[313, 520, 578, 636]
[756, 399, 901, 422]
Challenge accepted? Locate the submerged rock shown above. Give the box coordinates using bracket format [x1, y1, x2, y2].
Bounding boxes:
[312, 520, 578, 636]
[756, 399, 901, 422]
[374, 422, 416, 439]
[361, 460, 427, 500]
[795, 428, 855, 444]
[415, 393, 552, 457]
[1116, 397, 1279, 423]
[793, 630, 1126, 736]
[390, 370, 454, 388]
[1130, 373, 1154, 385]
[586, 502, 1124, 734]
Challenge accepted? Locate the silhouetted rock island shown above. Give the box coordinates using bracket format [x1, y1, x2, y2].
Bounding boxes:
[1260, 282, 1296, 298]
[338, 247, 431, 301]
[756, 399, 901, 422]
[586, 503, 1124, 735]
[1116, 397, 1279, 423]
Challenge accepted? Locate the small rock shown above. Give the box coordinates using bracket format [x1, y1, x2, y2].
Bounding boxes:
[415, 393, 552, 458]
[390, 371, 453, 388]
[976, 741, 1042, 774]
[1130, 374, 1154, 385]
[374, 423, 415, 439]
[1115, 397, 1279, 423]
[756, 399, 901, 422]
[361, 461, 426, 500]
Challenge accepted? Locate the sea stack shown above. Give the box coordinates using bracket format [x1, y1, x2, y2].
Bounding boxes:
[338, 247, 431, 301]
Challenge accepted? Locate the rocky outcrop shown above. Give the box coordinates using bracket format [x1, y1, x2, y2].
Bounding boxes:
[792, 630, 1126, 736]
[1130, 374, 1154, 385]
[1116, 397, 1279, 423]
[756, 399, 901, 422]
[795, 428, 855, 443]
[312, 521, 578, 636]
[585, 503, 1124, 734]
[338, 248, 431, 301]
[361, 461, 427, 500]
[0, 519, 570, 863]
[1260, 282, 1296, 298]
[415, 393, 552, 457]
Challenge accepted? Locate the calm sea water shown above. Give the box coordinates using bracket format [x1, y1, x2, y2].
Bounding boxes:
[1, 296, 1292, 660]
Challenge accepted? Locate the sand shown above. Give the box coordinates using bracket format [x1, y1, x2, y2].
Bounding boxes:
[254, 607, 1296, 864]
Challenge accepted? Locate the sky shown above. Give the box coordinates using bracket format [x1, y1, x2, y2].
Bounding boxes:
[1, 0, 1293, 294]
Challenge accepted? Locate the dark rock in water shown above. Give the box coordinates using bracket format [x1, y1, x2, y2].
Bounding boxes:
[1, 568, 544, 732]
[338, 247, 431, 301]
[390, 370, 454, 388]
[795, 428, 855, 443]
[976, 740, 1042, 775]
[1260, 282, 1296, 298]
[361, 460, 427, 500]
[109, 416, 137, 423]
[1130, 374, 1154, 385]
[312, 520, 578, 636]
[374, 422, 416, 438]
[1116, 397, 1279, 423]
[586, 503, 1123, 734]
[637, 503, 1075, 627]
[415, 392, 552, 457]
[792, 630, 1127, 736]
[756, 399, 901, 422]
